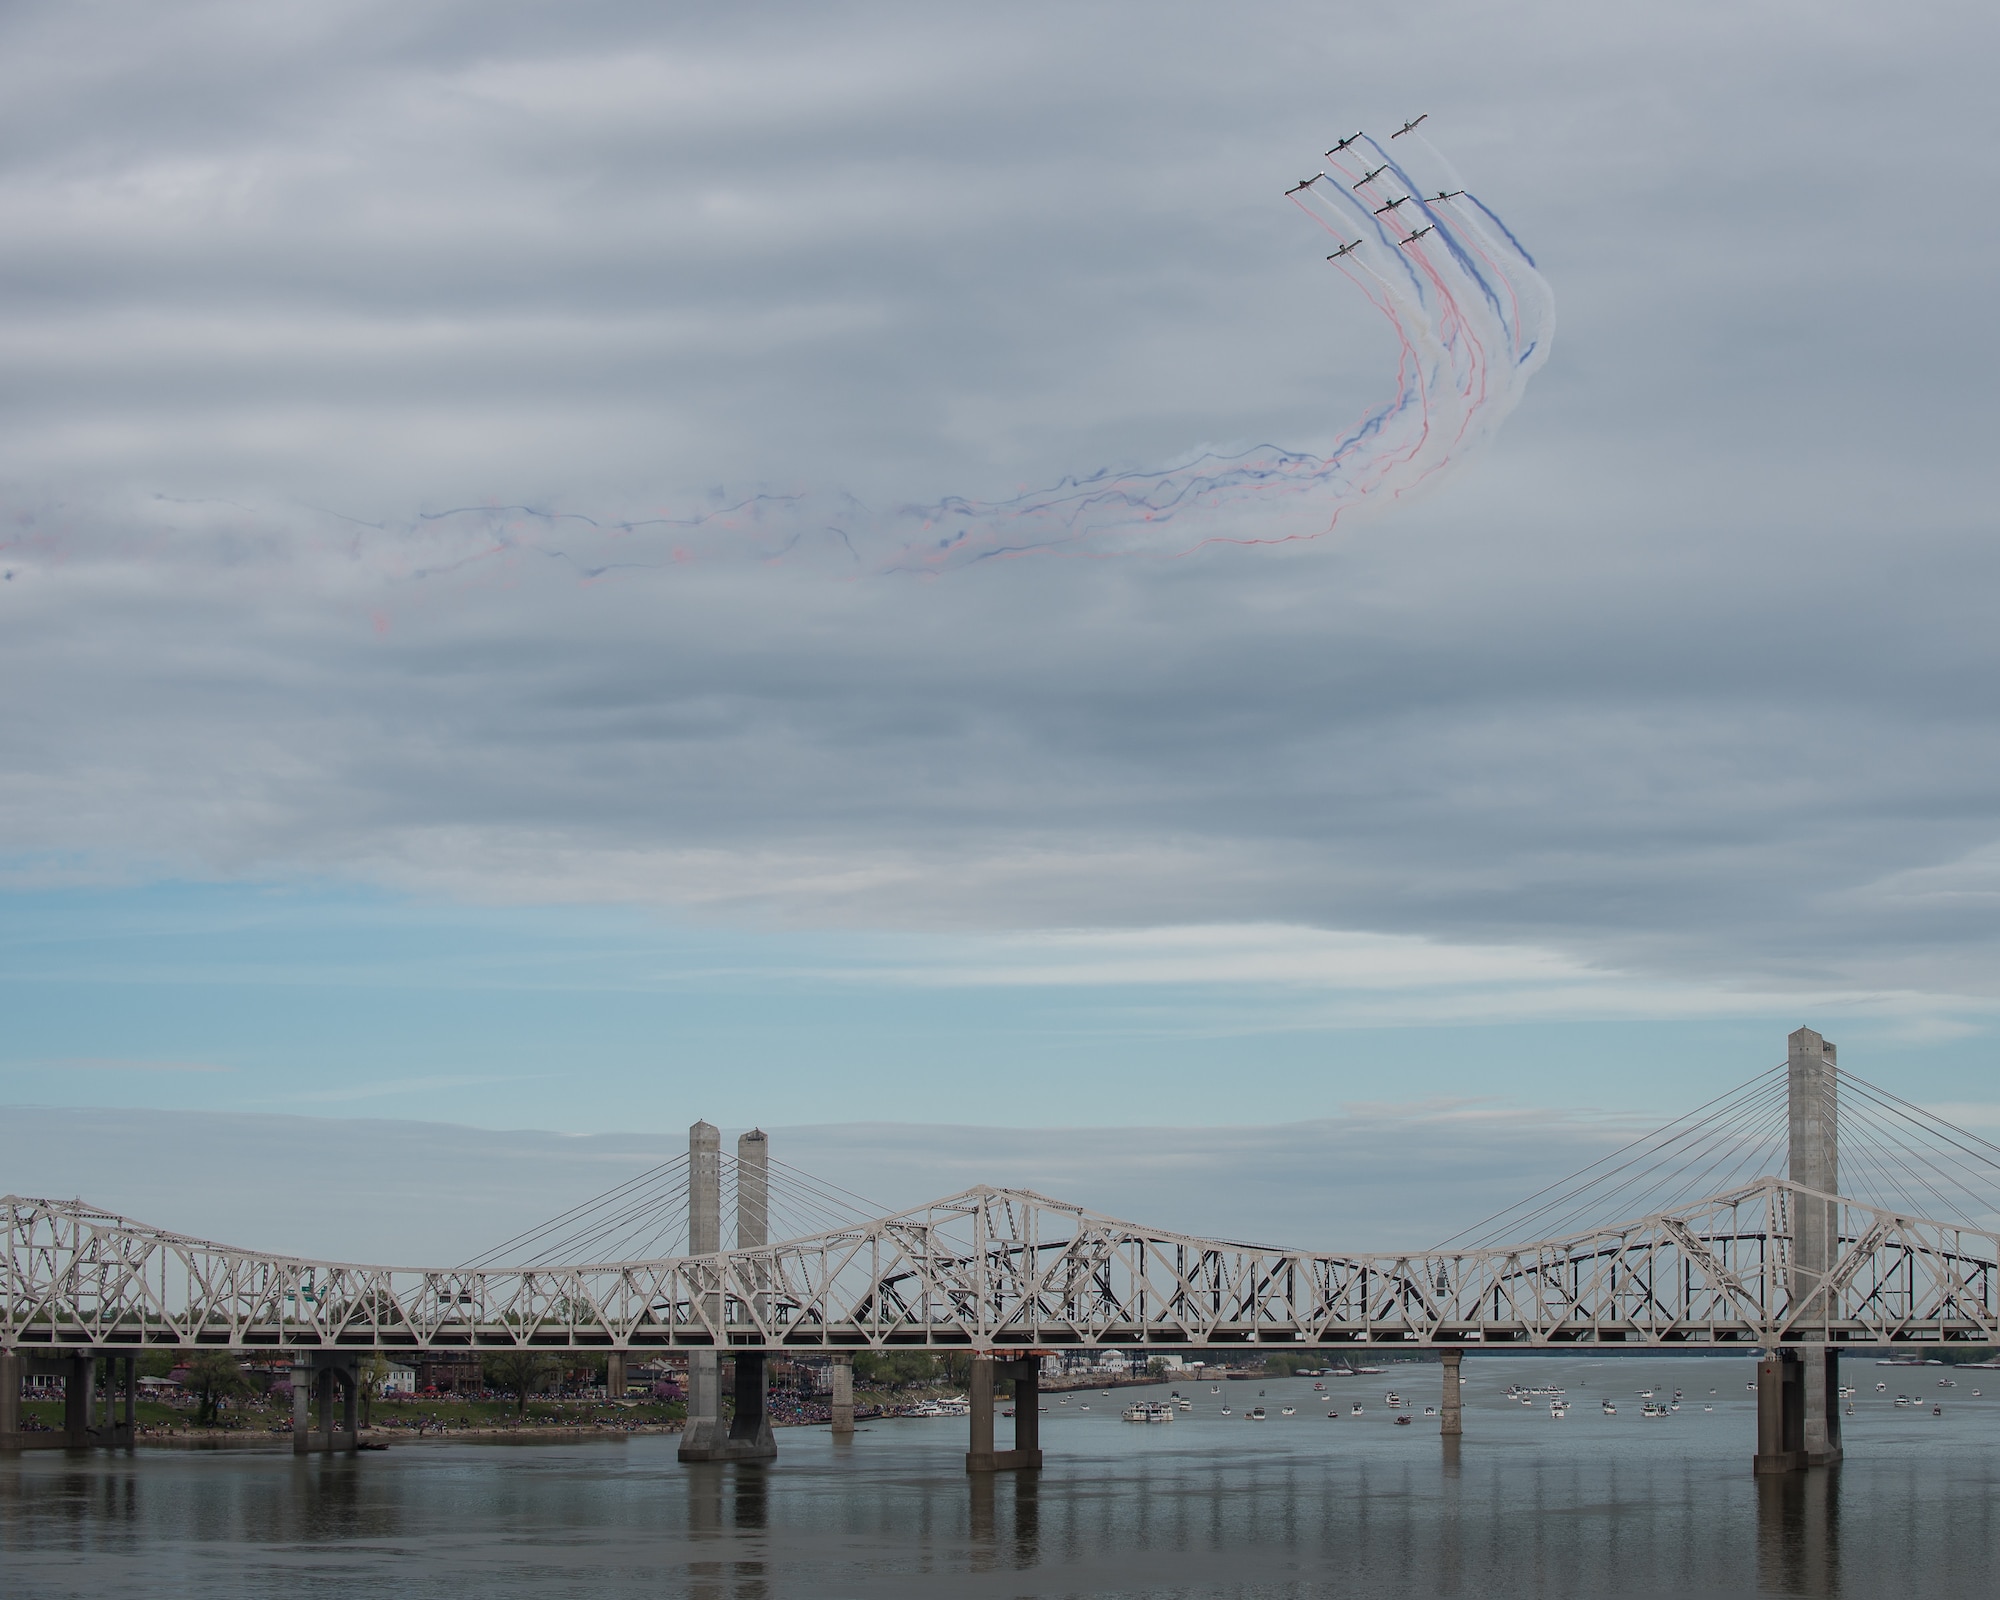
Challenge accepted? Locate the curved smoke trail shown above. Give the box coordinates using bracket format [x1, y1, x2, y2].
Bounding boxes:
[878, 130, 1553, 572]
[0, 129, 1549, 592]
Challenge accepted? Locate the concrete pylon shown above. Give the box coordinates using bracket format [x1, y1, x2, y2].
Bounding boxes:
[679, 1124, 776, 1462]
[723, 1130, 776, 1460]
[1439, 1349, 1463, 1436]
[0, 1349, 21, 1450]
[679, 1120, 726, 1460]
[1786, 1027, 1843, 1468]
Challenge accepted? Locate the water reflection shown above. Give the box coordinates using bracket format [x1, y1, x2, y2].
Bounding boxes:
[4, 1358, 1998, 1598]
[686, 1464, 770, 1600]
[1758, 1468, 1840, 1597]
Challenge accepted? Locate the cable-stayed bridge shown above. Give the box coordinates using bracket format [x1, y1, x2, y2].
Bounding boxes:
[5, 1028, 1999, 1474]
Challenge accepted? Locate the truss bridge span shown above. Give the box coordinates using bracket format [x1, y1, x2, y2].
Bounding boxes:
[5, 1174, 1997, 1357]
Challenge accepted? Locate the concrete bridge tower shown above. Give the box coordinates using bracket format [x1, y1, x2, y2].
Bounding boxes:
[678, 1122, 778, 1463]
[1755, 1026, 1844, 1472]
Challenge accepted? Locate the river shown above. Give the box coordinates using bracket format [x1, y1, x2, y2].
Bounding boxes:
[5, 1355, 1997, 1598]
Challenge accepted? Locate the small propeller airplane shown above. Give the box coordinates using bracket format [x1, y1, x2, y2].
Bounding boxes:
[1425, 189, 1464, 204]
[1399, 224, 1434, 246]
[1284, 175, 1323, 195]
[1326, 133, 1363, 156]
[1352, 165, 1389, 189]
[1326, 239, 1363, 260]
[1390, 114, 1428, 139]
[1372, 195, 1411, 215]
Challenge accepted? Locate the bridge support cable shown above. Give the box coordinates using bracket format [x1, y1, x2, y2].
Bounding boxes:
[1432, 1066, 1792, 1252]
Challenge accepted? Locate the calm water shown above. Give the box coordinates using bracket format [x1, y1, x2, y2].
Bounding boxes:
[5, 1356, 1997, 1598]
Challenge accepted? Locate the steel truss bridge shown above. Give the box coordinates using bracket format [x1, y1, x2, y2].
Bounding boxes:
[9, 1028, 2000, 1359]
[5, 1175, 1998, 1357]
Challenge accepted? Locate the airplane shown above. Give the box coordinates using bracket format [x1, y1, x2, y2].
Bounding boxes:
[1372, 195, 1411, 215]
[1398, 225, 1434, 246]
[1326, 133, 1363, 156]
[1390, 114, 1428, 139]
[1285, 175, 1323, 195]
[1326, 239, 1362, 259]
[1352, 165, 1389, 189]
[1425, 189, 1464, 203]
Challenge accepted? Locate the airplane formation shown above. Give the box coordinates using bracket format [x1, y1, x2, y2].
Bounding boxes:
[1294, 119, 1445, 260]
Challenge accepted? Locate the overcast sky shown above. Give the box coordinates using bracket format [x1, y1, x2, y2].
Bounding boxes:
[4, 1, 1999, 1248]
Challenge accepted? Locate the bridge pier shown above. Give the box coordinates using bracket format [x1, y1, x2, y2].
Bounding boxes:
[1440, 1349, 1463, 1435]
[292, 1354, 361, 1454]
[0, 1349, 17, 1447]
[0, 1352, 135, 1450]
[1762, 1027, 1843, 1473]
[966, 1355, 1041, 1473]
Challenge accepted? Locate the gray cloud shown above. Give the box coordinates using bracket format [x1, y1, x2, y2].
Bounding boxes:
[2, 0, 1999, 1008]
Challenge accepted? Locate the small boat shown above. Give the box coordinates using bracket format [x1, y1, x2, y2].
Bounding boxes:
[1209, 1385, 1221, 1394]
[357, 1440, 390, 1452]
[1326, 1410, 1340, 1419]
[1121, 1403, 1148, 1423]
[1703, 1406, 1714, 1413]
[1280, 1406, 1296, 1417]
[1384, 1392, 1404, 1408]
[1312, 1382, 1325, 1391]
[1601, 1401, 1617, 1415]
[1351, 1404, 1363, 1415]
[1248, 1407, 1267, 1421]
[1058, 1397, 1069, 1404]
[1875, 1382, 1887, 1392]
[1394, 1414, 1413, 1426]
[1934, 1405, 1944, 1417]
[1079, 1404, 1090, 1411]
[1940, 1378, 1956, 1388]
[1219, 1406, 1232, 1416]
[1177, 1398, 1192, 1410]
[1641, 1402, 1667, 1419]
[1424, 1406, 1437, 1416]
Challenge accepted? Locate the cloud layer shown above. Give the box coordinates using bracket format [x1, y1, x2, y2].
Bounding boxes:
[4, 0, 2000, 1023]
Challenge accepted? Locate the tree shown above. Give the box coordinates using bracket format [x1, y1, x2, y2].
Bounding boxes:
[358, 1353, 391, 1428]
[483, 1352, 554, 1415]
[182, 1350, 252, 1426]
[852, 1352, 945, 1391]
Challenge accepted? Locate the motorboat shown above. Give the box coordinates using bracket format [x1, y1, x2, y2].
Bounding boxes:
[1280, 1406, 1296, 1417]
[1219, 1406, 1232, 1416]
[1177, 1398, 1192, 1410]
[1248, 1407, 1267, 1421]
[1394, 1414, 1413, 1426]
[1351, 1404, 1363, 1415]
[1123, 1401, 1175, 1423]
[1384, 1392, 1404, 1408]
[1641, 1402, 1667, 1419]
[1601, 1401, 1617, 1415]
